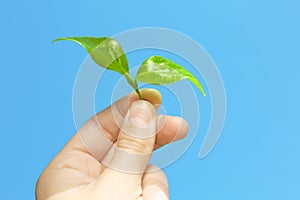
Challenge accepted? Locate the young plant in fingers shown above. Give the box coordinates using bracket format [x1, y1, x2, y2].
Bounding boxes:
[53, 37, 206, 100]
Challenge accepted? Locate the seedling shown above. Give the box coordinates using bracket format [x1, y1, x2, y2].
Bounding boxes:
[53, 37, 206, 99]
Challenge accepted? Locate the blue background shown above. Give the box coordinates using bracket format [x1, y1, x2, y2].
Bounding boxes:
[1, 0, 299, 199]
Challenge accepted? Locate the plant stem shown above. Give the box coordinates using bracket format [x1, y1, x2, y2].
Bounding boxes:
[135, 88, 143, 100]
[124, 73, 143, 100]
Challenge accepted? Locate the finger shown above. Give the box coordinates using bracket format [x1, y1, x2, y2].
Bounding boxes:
[142, 165, 169, 200]
[102, 100, 157, 174]
[155, 115, 189, 149]
[78, 89, 188, 162]
[77, 89, 161, 161]
[56, 88, 188, 164]
[88, 114, 189, 159]
[95, 101, 157, 199]
[95, 88, 162, 141]
[100, 115, 189, 173]
[74, 113, 188, 162]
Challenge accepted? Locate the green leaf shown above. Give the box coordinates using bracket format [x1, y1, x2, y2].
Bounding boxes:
[53, 37, 129, 75]
[136, 56, 206, 96]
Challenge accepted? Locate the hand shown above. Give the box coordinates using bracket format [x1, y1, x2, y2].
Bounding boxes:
[36, 89, 188, 200]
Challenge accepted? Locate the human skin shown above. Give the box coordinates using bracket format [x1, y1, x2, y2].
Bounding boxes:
[36, 89, 189, 200]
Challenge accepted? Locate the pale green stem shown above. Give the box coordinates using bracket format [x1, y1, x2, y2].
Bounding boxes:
[124, 73, 143, 100]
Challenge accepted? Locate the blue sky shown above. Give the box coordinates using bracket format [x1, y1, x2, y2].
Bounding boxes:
[0, 0, 299, 199]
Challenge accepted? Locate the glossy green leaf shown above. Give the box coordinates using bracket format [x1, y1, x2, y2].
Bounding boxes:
[53, 37, 129, 75]
[136, 56, 206, 96]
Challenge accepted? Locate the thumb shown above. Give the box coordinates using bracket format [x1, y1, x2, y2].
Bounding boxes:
[102, 100, 157, 173]
[96, 101, 157, 199]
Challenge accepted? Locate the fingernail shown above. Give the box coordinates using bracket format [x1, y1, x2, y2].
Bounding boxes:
[129, 101, 154, 128]
[154, 190, 168, 200]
